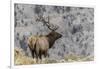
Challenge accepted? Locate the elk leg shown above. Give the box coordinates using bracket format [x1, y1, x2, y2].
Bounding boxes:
[39, 50, 42, 59]
[44, 51, 47, 58]
[47, 53, 49, 57]
[39, 50, 42, 63]
[31, 50, 35, 58]
[35, 52, 38, 63]
[29, 47, 35, 58]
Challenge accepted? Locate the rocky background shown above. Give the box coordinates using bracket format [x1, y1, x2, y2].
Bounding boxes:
[14, 3, 94, 65]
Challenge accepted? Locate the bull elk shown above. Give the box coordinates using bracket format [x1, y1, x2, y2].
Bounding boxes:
[27, 15, 62, 61]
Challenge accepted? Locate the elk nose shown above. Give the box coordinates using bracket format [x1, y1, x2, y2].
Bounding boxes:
[60, 34, 62, 38]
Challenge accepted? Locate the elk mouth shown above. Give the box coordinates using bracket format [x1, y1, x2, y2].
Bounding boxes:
[59, 34, 62, 38]
[57, 34, 62, 39]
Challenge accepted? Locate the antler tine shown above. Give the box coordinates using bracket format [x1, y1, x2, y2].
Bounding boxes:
[45, 16, 59, 31]
[36, 15, 59, 31]
[44, 16, 54, 31]
[52, 24, 59, 31]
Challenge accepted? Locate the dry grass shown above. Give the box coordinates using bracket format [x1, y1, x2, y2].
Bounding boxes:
[14, 48, 37, 65]
[64, 54, 94, 62]
[14, 48, 94, 65]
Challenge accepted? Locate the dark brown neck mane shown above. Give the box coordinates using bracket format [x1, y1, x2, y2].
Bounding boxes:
[46, 34, 57, 48]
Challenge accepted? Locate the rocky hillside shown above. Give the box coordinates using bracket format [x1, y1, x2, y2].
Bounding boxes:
[14, 3, 94, 65]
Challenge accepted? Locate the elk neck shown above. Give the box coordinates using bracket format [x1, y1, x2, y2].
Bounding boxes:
[46, 34, 57, 48]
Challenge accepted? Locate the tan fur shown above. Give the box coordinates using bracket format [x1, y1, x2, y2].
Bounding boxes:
[27, 36, 38, 50]
[36, 36, 49, 55]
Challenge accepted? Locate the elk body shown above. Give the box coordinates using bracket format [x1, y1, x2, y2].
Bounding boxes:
[28, 31, 62, 59]
[27, 15, 62, 61]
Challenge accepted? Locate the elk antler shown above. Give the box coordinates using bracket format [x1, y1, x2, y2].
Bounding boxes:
[36, 15, 59, 31]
